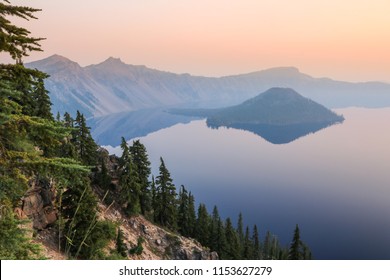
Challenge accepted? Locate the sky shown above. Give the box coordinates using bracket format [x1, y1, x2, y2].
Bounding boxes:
[2, 0, 390, 82]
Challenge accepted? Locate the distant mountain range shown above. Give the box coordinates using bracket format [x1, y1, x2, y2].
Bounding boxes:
[26, 55, 390, 118]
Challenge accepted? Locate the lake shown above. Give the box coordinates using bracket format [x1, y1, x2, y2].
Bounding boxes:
[104, 107, 390, 260]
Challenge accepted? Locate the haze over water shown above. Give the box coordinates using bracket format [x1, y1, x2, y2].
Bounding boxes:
[107, 107, 390, 259]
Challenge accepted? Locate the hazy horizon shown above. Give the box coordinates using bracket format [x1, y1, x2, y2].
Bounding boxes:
[2, 0, 390, 83]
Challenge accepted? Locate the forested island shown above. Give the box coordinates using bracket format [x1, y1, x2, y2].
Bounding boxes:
[170, 88, 344, 143]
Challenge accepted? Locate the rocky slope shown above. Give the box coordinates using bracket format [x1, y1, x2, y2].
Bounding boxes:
[15, 150, 217, 260]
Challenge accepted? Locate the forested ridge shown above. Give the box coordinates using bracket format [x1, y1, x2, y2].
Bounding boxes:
[0, 0, 311, 260]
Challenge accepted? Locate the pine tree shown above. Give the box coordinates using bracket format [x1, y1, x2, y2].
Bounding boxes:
[209, 205, 220, 251]
[216, 218, 227, 259]
[130, 140, 151, 216]
[269, 234, 280, 260]
[119, 137, 141, 216]
[59, 112, 77, 159]
[263, 230, 271, 260]
[195, 204, 210, 247]
[155, 157, 177, 230]
[0, 0, 44, 62]
[187, 191, 196, 237]
[32, 76, 53, 120]
[116, 228, 127, 258]
[0, 208, 43, 259]
[302, 243, 312, 260]
[288, 224, 303, 260]
[252, 225, 261, 259]
[243, 226, 253, 259]
[224, 217, 240, 259]
[74, 111, 98, 165]
[63, 112, 73, 128]
[151, 175, 157, 221]
[98, 157, 111, 190]
[177, 185, 191, 237]
[237, 212, 244, 257]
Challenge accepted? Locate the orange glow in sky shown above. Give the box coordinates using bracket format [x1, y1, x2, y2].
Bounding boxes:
[3, 0, 390, 82]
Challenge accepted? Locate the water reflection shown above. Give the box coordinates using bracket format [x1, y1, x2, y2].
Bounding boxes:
[90, 107, 199, 146]
[208, 121, 342, 144]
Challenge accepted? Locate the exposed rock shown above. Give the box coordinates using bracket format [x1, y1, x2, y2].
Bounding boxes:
[97, 202, 218, 260]
[142, 224, 149, 235]
[16, 177, 57, 230]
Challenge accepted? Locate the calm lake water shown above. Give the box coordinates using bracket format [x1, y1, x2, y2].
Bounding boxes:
[106, 107, 390, 259]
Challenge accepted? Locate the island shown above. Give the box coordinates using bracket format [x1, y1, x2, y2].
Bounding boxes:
[170, 87, 344, 144]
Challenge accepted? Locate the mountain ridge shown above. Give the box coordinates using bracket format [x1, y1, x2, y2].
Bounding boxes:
[26, 55, 390, 118]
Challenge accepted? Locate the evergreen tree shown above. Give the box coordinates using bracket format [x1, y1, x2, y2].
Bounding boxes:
[74, 111, 98, 165]
[0, 0, 43, 62]
[224, 217, 240, 259]
[263, 230, 271, 260]
[237, 212, 244, 257]
[59, 112, 77, 159]
[216, 218, 227, 259]
[187, 191, 196, 237]
[155, 157, 177, 230]
[151, 175, 157, 221]
[177, 185, 191, 237]
[269, 234, 280, 260]
[302, 243, 312, 260]
[98, 157, 111, 190]
[288, 224, 303, 260]
[130, 140, 151, 216]
[252, 225, 261, 259]
[209, 206, 227, 259]
[116, 228, 127, 258]
[119, 137, 141, 215]
[243, 226, 253, 259]
[56, 111, 61, 122]
[32, 76, 53, 120]
[63, 112, 73, 128]
[195, 203, 210, 247]
[209, 205, 221, 251]
[0, 208, 43, 259]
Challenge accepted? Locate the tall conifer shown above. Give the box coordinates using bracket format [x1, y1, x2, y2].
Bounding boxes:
[195, 204, 210, 247]
[155, 157, 177, 230]
[119, 138, 141, 215]
[130, 140, 151, 216]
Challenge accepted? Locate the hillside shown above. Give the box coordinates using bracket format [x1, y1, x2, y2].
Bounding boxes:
[26, 55, 390, 118]
[207, 87, 344, 127]
[24, 167, 217, 260]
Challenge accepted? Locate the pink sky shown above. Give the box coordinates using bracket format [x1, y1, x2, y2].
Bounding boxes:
[3, 0, 390, 82]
